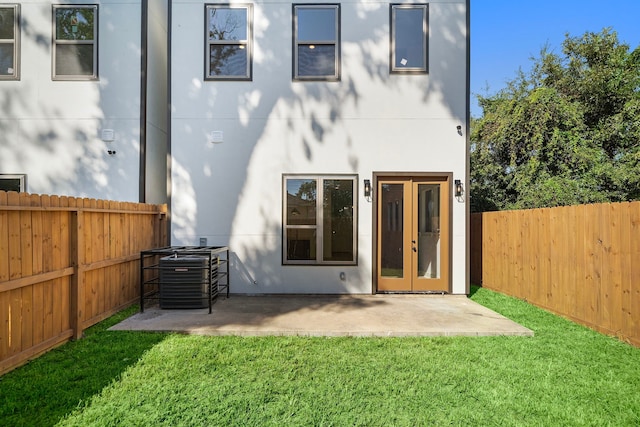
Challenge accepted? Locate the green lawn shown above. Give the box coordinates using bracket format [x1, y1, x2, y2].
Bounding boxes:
[1, 287, 639, 426]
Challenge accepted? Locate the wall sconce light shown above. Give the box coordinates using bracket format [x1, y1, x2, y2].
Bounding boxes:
[364, 179, 371, 198]
[456, 125, 463, 135]
[454, 179, 463, 197]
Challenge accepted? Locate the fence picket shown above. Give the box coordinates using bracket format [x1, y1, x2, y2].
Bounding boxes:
[0, 193, 8, 358]
[592, 204, 603, 329]
[608, 203, 622, 336]
[546, 209, 566, 310]
[39, 195, 53, 343]
[0, 192, 8, 283]
[59, 197, 71, 334]
[565, 205, 577, 320]
[19, 194, 33, 351]
[618, 203, 631, 341]
[599, 204, 612, 332]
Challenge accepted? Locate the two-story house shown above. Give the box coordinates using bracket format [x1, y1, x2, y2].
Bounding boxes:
[0, 0, 469, 295]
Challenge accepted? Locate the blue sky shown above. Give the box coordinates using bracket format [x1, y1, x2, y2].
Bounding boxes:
[471, 0, 640, 117]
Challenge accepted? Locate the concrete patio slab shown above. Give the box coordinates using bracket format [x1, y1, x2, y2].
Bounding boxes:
[110, 295, 534, 337]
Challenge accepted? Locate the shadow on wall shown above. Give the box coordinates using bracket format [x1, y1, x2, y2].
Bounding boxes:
[0, 4, 142, 201]
[170, 2, 467, 291]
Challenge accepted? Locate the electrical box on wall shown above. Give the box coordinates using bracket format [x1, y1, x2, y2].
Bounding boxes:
[101, 129, 115, 142]
[209, 131, 223, 144]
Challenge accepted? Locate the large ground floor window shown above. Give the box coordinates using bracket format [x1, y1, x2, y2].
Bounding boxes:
[283, 175, 357, 265]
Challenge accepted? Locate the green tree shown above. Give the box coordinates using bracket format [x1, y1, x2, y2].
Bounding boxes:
[471, 29, 640, 212]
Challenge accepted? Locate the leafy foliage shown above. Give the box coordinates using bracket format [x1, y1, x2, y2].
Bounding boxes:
[471, 29, 640, 211]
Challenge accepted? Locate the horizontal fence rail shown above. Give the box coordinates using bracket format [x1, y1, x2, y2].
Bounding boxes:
[0, 191, 168, 374]
[471, 202, 640, 347]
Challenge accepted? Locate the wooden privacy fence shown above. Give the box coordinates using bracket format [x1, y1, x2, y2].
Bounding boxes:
[471, 202, 640, 347]
[0, 191, 168, 374]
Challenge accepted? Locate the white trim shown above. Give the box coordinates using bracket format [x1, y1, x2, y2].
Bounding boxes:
[0, 4, 20, 80]
[52, 5, 98, 81]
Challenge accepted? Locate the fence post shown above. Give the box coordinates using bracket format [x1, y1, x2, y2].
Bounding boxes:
[69, 208, 85, 340]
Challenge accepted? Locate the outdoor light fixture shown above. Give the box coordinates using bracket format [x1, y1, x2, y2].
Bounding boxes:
[456, 125, 463, 135]
[364, 179, 371, 198]
[454, 179, 463, 197]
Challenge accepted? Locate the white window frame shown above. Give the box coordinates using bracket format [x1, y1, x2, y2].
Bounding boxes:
[205, 4, 253, 81]
[390, 4, 428, 74]
[52, 5, 98, 81]
[293, 4, 340, 81]
[0, 174, 27, 192]
[283, 174, 357, 265]
[0, 4, 20, 80]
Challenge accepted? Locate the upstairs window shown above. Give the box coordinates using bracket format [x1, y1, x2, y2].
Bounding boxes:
[52, 5, 98, 80]
[293, 4, 340, 81]
[0, 4, 20, 80]
[283, 175, 357, 265]
[390, 4, 428, 73]
[206, 4, 252, 80]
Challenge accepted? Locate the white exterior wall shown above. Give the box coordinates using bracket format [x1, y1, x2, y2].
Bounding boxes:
[0, 1, 142, 201]
[171, 0, 468, 294]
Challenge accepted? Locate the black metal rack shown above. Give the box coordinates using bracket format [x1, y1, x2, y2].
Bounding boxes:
[139, 246, 229, 314]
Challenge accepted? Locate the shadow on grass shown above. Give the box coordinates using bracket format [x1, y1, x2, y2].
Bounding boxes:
[0, 306, 168, 427]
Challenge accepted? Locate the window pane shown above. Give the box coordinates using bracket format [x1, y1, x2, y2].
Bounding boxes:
[297, 8, 336, 41]
[208, 8, 247, 41]
[0, 43, 14, 75]
[0, 8, 15, 39]
[380, 183, 404, 277]
[297, 44, 335, 77]
[209, 45, 247, 76]
[394, 8, 425, 69]
[55, 8, 95, 41]
[55, 44, 94, 76]
[323, 180, 354, 262]
[417, 184, 440, 279]
[287, 229, 316, 260]
[286, 179, 317, 225]
[0, 178, 22, 192]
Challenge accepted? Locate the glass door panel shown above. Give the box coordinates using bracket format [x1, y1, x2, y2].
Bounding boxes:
[380, 183, 404, 278]
[377, 180, 412, 291]
[417, 184, 440, 279]
[412, 179, 449, 292]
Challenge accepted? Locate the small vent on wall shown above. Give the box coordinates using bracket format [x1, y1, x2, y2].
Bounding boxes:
[101, 129, 115, 142]
[209, 131, 224, 144]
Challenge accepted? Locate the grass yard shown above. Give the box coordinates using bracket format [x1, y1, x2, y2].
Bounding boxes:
[1, 286, 639, 426]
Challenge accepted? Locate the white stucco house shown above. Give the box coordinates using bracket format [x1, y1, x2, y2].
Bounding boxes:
[0, 0, 469, 295]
